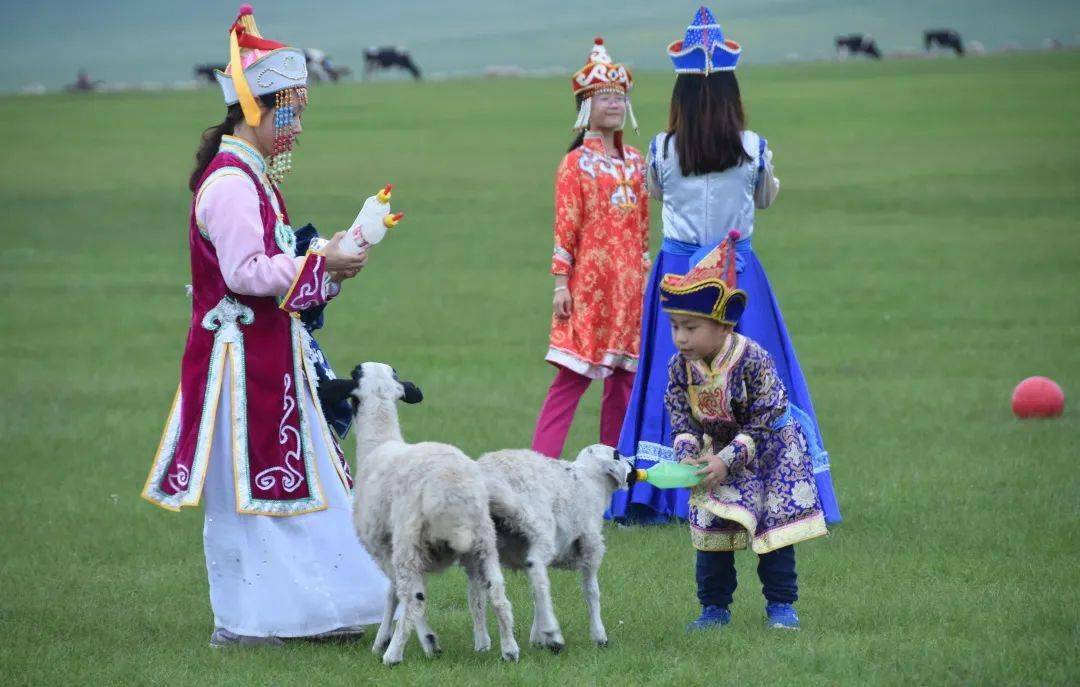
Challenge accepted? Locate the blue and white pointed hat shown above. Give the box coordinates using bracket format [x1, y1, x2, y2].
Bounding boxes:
[667, 6, 742, 74]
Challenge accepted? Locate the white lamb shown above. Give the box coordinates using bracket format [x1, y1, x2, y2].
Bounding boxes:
[320, 362, 520, 665]
[474, 445, 631, 652]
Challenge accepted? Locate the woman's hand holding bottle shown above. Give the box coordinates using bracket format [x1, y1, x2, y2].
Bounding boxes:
[323, 231, 369, 275]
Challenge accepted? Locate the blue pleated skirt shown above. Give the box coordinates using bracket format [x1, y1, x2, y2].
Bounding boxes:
[609, 237, 841, 524]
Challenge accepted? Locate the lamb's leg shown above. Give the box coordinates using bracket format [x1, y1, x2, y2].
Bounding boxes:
[581, 565, 607, 647]
[509, 514, 562, 651]
[371, 578, 398, 656]
[382, 570, 416, 665]
[475, 535, 519, 661]
[461, 553, 491, 652]
[382, 540, 428, 665]
[579, 535, 608, 647]
[409, 575, 441, 658]
[524, 551, 564, 653]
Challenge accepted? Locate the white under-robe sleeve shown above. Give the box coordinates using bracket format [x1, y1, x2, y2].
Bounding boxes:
[195, 174, 305, 298]
[646, 134, 664, 201]
[754, 145, 780, 209]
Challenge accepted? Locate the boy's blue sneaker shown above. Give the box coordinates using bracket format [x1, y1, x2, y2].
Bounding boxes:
[765, 603, 800, 630]
[687, 605, 731, 632]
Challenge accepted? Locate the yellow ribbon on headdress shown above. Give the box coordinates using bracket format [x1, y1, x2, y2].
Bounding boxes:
[229, 11, 263, 127]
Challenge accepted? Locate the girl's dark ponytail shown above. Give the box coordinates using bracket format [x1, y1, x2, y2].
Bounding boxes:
[567, 130, 586, 152]
[188, 104, 244, 193]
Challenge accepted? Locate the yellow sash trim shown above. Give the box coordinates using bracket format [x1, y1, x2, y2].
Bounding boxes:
[230, 29, 262, 127]
[691, 487, 829, 554]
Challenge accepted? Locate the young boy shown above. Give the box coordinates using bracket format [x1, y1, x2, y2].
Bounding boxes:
[660, 232, 828, 631]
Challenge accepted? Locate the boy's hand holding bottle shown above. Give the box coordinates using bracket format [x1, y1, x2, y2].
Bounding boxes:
[633, 437, 739, 490]
[692, 453, 730, 489]
[680, 437, 736, 489]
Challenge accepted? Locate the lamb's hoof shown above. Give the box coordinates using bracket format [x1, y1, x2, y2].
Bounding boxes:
[423, 633, 442, 658]
[474, 640, 491, 653]
[501, 649, 520, 662]
[596, 639, 609, 648]
[372, 638, 391, 655]
[382, 654, 403, 667]
[542, 630, 565, 654]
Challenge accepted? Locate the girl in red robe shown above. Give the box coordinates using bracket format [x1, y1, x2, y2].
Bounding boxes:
[531, 38, 650, 458]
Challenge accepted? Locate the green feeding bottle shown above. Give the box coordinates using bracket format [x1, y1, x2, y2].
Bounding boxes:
[631, 462, 702, 489]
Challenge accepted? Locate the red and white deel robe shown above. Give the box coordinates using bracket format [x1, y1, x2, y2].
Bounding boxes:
[547, 133, 650, 379]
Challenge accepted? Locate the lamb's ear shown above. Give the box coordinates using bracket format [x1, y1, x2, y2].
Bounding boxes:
[319, 378, 359, 409]
[350, 364, 365, 382]
[610, 447, 637, 489]
[401, 381, 424, 404]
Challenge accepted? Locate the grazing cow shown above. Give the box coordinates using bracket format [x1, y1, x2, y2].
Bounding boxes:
[924, 29, 965, 56]
[363, 46, 422, 80]
[835, 34, 882, 59]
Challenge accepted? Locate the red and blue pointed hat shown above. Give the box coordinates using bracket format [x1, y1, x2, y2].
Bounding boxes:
[667, 6, 742, 75]
[659, 231, 747, 325]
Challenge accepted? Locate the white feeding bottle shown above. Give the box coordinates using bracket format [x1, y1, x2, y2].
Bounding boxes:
[341, 184, 405, 255]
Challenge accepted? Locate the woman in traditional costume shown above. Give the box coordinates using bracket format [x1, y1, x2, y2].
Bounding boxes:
[660, 236, 828, 630]
[611, 6, 840, 524]
[141, 5, 389, 647]
[531, 38, 650, 459]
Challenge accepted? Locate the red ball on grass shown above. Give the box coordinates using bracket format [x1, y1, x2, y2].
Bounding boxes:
[1011, 377, 1065, 418]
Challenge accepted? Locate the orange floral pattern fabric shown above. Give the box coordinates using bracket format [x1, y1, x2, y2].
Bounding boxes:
[547, 134, 650, 378]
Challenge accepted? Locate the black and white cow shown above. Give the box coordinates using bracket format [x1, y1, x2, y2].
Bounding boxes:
[924, 29, 965, 56]
[835, 34, 882, 59]
[363, 47, 422, 80]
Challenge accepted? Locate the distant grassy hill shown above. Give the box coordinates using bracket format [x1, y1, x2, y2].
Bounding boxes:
[3, 0, 1079, 91]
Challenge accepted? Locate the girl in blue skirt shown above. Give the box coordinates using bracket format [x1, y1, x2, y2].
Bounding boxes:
[610, 6, 840, 524]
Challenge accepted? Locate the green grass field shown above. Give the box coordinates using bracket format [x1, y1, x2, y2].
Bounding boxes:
[1, 52, 1078, 685]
